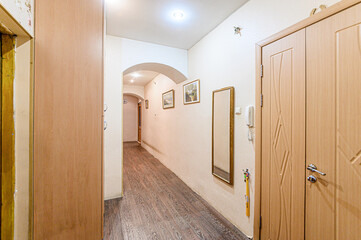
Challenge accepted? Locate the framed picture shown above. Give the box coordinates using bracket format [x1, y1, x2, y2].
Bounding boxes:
[183, 79, 200, 105]
[162, 90, 175, 109]
[145, 100, 149, 109]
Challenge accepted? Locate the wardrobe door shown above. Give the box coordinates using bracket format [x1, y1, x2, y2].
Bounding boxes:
[306, 3, 361, 240]
[34, 0, 104, 239]
[260, 29, 306, 240]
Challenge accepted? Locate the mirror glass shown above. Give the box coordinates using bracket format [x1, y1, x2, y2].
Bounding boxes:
[212, 87, 234, 184]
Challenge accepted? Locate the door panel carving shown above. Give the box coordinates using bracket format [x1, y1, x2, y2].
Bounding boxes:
[306, 3, 361, 239]
[336, 23, 361, 239]
[261, 30, 305, 240]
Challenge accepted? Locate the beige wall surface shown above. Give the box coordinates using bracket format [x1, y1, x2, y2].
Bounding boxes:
[123, 95, 139, 142]
[104, 36, 188, 199]
[104, 36, 123, 200]
[142, 75, 177, 154]
[14, 37, 31, 240]
[140, 0, 341, 237]
[123, 84, 145, 100]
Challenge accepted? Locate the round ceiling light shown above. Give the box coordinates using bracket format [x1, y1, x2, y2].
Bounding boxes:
[130, 79, 134, 83]
[172, 10, 185, 21]
[131, 72, 141, 78]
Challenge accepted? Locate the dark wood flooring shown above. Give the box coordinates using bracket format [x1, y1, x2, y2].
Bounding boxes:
[104, 142, 248, 240]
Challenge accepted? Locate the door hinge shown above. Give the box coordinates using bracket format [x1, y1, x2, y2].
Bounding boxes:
[260, 94, 263, 107]
[260, 64, 263, 78]
[259, 216, 262, 229]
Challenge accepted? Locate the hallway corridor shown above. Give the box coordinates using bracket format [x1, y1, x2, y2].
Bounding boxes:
[104, 142, 248, 240]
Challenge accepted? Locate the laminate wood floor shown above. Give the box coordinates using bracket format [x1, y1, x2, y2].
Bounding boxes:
[104, 142, 248, 240]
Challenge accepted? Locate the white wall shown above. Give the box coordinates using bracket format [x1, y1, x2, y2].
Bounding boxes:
[123, 84, 145, 100]
[104, 36, 123, 200]
[104, 35, 188, 199]
[142, 75, 177, 153]
[111, 36, 188, 75]
[140, 0, 341, 237]
[123, 95, 139, 142]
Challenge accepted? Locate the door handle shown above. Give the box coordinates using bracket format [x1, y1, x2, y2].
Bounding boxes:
[307, 164, 326, 176]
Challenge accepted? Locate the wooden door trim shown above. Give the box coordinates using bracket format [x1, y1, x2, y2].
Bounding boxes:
[0, 5, 32, 38]
[257, 0, 361, 48]
[253, 44, 262, 240]
[138, 102, 141, 143]
[1, 34, 16, 240]
[29, 38, 34, 240]
[101, 1, 105, 238]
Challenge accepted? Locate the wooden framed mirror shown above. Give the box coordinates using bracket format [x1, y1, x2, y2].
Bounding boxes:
[212, 87, 234, 185]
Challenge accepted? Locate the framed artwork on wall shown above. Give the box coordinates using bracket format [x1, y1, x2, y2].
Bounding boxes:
[183, 79, 200, 105]
[162, 90, 175, 109]
[145, 100, 149, 109]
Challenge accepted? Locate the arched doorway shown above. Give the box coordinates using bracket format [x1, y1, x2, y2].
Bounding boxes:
[120, 62, 186, 187]
[123, 62, 187, 84]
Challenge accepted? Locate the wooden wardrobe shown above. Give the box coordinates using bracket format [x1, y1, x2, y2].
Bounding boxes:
[34, 0, 104, 239]
[255, 1, 361, 239]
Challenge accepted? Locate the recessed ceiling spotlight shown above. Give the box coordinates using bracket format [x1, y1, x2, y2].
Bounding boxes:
[131, 72, 141, 78]
[172, 10, 185, 21]
[130, 79, 134, 83]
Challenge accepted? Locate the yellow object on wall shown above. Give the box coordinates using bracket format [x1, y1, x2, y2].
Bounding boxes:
[244, 170, 250, 217]
[1, 33, 16, 240]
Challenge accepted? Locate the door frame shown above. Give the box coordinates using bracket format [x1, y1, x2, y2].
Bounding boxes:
[1, 33, 16, 240]
[0, 4, 35, 240]
[253, 0, 361, 239]
[0, 34, 15, 238]
[138, 102, 141, 143]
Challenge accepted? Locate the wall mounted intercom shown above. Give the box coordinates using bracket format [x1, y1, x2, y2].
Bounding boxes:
[245, 105, 254, 141]
[245, 105, 254, 127]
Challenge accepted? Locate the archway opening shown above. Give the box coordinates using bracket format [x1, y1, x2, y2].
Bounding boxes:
[123, 62, 187, 84]
[120, 62, 187, 198]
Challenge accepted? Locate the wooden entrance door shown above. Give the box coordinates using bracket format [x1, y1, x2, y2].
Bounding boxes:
[305, 3, 361, 240]
[138, 102, 141, 142]
[259, 3, 361, 240]
[260, 29, 306, 240]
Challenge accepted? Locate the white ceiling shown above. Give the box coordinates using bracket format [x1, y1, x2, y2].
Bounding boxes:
[106, 0, 248, 49]
[123, 71, 159, 86]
